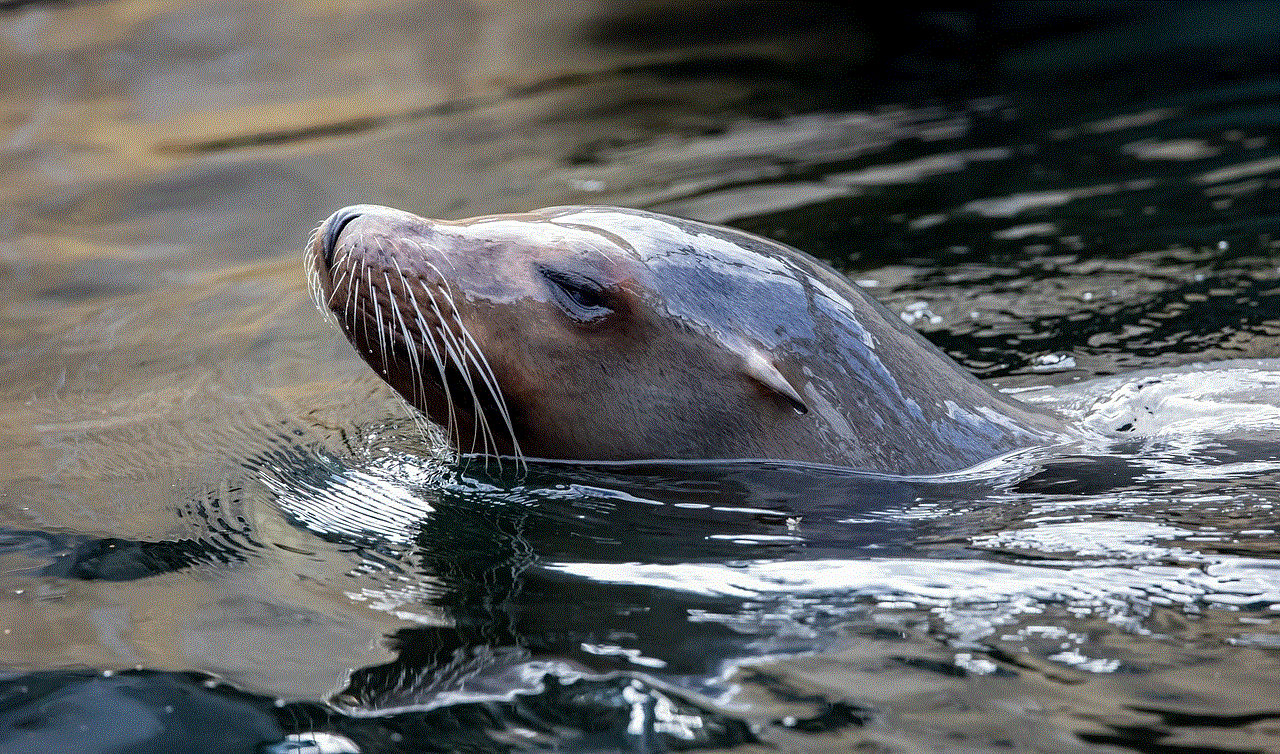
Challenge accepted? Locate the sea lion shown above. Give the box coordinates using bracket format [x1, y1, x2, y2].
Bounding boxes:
[305, 204, 1068, 474]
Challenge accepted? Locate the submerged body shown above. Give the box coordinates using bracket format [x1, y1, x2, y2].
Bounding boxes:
[305, 205, 1067, 474]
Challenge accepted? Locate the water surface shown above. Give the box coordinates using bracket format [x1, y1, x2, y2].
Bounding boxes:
[2, 3, 1280, 752]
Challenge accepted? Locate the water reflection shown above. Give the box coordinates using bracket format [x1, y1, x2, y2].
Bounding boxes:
[247, 431, 1280, 743]
[2, 1, 1280, 752]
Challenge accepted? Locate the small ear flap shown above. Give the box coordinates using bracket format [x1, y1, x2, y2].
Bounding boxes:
[741, 347, 808, 414]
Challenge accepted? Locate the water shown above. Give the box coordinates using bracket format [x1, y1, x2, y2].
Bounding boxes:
[2, 2, 1280, 752]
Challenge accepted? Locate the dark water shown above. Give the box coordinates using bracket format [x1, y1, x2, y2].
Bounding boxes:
[3, 2, 1280, 752]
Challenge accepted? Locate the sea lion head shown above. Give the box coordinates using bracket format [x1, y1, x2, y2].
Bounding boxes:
[306, 204, 1062, 471]
[304, 204, 839, 463]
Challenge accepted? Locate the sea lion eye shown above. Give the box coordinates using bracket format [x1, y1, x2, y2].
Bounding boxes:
[538, 266, 612, 323]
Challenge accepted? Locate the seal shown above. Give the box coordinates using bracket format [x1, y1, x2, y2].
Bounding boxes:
[305, 204, 1067, 474]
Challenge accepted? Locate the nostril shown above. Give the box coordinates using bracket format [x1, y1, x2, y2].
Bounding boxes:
[322, 207, 363, 268]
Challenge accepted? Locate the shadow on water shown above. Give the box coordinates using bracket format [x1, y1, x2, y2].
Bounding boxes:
[3, 1, 1280, 753]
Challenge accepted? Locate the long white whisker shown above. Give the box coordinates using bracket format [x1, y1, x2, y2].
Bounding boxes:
[367, 275, 388, 377]
[386, 261, 424, 404]
[327, 255, 354, 311]
[436, 320, 499, 468]
[457, 332, 517, 472]
[385, 270, 434, 437]
[441, 295, 524, 470]
[346, 265, 361, 349]
[311, 220, 526, 473]
[417, 312, 457, 446]
[390, 257, 484, 465]
[388, 258, 452, 442]
[408, 292, 458, 445]
[425, 294, 500, 468]
[347, 236, 371, 358]
[438, 329, 489, 460]
[384, 268, 457, 450]
[419, 260, 455, 298]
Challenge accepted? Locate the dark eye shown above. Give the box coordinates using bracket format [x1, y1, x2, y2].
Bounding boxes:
[538, 266, 612, 323]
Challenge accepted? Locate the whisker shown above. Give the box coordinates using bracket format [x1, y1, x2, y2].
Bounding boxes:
[419, 260, 455, 299]
[418, 317, 457, 449]
[428, 325, 464, 463]
[436, 318, 500, 470]
[369, 273, 390, 378]
[424, 293, 500, 469]
[389, 258, 458, 445]
[352, 253, 369, 356]
[457, 331, 516, 472]
[441, 295, 524, 471]
[384, 271, 433, 433]
[386, 261, 425, 405]
[310, 220, 521, 473]
[327, 252, 353, 310]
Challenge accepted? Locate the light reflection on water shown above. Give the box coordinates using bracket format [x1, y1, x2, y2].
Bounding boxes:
[250, 412, 1280, 742]
[1, 2, 1279, 752]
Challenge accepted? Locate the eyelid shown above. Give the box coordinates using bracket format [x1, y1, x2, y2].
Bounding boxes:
[536, 264, 613, 324]
[538, 266, 605, 298]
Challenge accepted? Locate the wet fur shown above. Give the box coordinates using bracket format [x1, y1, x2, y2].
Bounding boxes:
[307, 205, 1068, 474]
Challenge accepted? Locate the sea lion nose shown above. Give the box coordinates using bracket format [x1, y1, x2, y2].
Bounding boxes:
[321, 206, 364, 268]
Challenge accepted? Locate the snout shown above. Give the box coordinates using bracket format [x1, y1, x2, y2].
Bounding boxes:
[314, 204, 394, 269]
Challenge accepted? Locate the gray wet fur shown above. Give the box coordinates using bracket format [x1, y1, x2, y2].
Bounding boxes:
[307, 204, 1068, 475]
